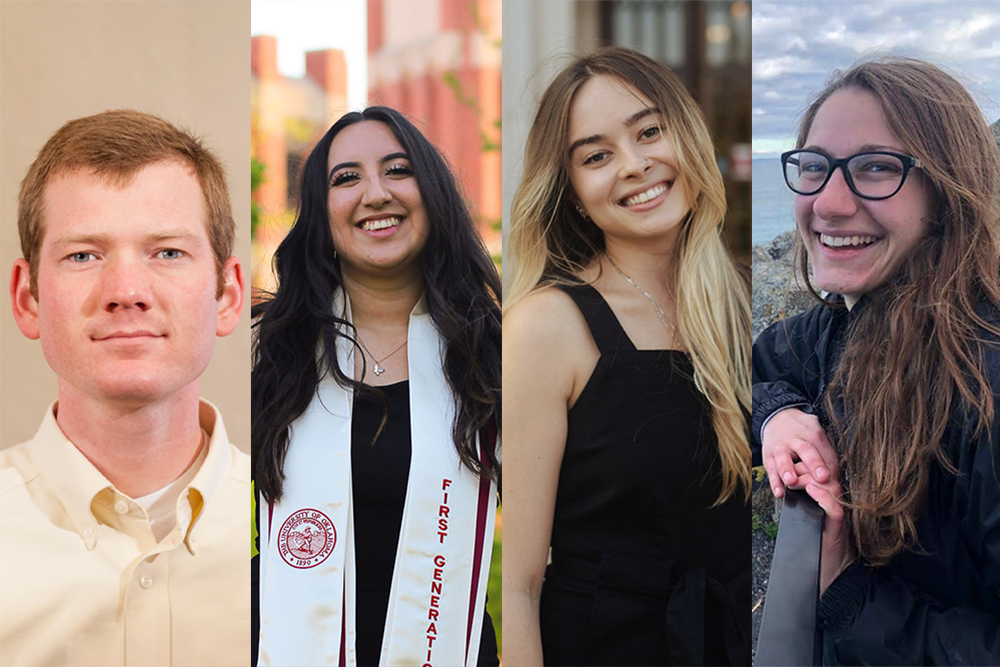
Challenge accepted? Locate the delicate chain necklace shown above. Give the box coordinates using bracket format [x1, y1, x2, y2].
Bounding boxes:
[355, 333, 407, 376]
[606, 254, 676, 336]
[605, 254, 705, 395]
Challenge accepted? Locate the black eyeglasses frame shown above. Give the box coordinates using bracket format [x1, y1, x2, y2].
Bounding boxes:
[780, 149, 924, 201]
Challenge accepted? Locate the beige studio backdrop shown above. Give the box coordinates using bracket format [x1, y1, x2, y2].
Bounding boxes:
[0, 1, 251, 451]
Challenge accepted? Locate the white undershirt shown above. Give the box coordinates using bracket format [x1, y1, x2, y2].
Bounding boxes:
[133, 429, 209, 542]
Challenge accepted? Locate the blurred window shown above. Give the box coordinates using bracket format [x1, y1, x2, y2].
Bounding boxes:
[600, 0, 751, 255]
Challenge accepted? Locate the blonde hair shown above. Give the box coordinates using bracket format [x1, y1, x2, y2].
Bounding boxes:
[506, 47, 752, 504]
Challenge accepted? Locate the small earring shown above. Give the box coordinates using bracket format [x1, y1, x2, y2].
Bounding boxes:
[575, 204, 590, 221]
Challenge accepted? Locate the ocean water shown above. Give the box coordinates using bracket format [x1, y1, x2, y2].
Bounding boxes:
[752, 158, 797, 246]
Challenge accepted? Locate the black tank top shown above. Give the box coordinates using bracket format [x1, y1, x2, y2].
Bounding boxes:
[539, 284, 750, 666]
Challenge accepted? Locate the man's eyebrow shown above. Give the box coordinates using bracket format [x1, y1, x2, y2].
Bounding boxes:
[51, 231, 204, 247]
[51, 233, 111, 247]
[147, 231, 204, 244]
[568, 107, 663, 158]
[329, 152, 411, 180]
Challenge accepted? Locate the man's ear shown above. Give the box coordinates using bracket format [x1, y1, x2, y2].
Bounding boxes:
[216, 256, 244, 337]
[10, 259, 40, 340]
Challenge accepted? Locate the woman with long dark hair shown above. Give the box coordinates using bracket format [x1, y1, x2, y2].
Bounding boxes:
[251, 107, 500, 667]
[753, 58, 1000, 664]
[503, 47, 751, 666]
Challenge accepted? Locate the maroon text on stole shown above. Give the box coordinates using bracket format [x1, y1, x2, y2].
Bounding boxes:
[423, 478, 452, 667]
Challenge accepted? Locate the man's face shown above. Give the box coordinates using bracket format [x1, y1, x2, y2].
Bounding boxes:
[10, 161, 243, 405]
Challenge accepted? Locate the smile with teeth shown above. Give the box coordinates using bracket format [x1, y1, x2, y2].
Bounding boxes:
[359, 217, 402, 231]
[819, 233, 880, 248]
[622, 182, 671, 207]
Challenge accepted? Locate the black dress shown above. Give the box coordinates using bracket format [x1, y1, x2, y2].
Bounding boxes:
[351, 380, 499, 667]
[539, 285, 750, 666]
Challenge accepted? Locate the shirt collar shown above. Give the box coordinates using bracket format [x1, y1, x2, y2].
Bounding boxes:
[27, 404, 113, 549]
[183, 400, 234, 551]
[26, 400, 234, 551]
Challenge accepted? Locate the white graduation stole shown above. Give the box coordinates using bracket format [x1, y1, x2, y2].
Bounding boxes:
[258, 293, 497, 667]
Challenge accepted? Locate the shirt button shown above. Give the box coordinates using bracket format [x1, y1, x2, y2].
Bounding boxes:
[82, 525, 94, 538]
[114, 500, 130, 514]
[139, 573, 154, 589]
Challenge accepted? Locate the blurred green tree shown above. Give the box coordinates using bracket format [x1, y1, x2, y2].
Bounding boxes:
[443, 2, 502, 270]
[251, 158, 265, 238]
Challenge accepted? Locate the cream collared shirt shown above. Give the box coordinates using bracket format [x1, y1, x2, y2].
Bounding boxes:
[0, 401, 250, 667]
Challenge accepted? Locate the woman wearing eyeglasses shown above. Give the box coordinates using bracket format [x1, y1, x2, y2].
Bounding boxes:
[753, 58, 1000, 665]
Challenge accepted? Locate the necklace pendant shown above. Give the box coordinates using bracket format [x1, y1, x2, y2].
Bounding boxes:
[373, 362, 386, 376]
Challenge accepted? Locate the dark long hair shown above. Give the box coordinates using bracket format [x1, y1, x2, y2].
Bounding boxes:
[252, 107, 501, 504]
[795, 59, 1000, 564]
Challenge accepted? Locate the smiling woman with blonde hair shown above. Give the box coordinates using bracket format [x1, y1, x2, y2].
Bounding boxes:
[503, 46, 751, 666]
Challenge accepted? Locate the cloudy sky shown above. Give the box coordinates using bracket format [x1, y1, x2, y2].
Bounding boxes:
[753, 0, 1000, 157]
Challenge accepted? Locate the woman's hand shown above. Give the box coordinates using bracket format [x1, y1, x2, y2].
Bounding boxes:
[787, 461, 855, 595]
[761, 407, 839, 498]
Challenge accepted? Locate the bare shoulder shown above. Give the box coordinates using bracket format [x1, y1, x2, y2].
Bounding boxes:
[504, 286, 598, 404]
[503, 286, 591, 352]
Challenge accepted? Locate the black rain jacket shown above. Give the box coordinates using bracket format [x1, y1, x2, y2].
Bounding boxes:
[752, 298, 1000, 666]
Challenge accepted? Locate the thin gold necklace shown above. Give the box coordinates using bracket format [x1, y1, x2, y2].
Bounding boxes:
[355, 334, 407, 376]
[605, 254, 705, 395]
[606, 254, 676, 337]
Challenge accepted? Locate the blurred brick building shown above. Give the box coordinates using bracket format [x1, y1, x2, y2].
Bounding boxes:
[368, 0, 502, 254]
[251, 35, 348, 215]
[251, 1, 501, 292]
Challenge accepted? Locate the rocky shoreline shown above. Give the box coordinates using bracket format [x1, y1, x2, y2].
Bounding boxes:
[751, 230, 813, 339]
[750, 229, 813, 659]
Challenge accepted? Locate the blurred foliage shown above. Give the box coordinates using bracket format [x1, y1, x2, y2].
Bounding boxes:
[285, 116, 318, 146]
[441, 71, 500, 155]
[487, 509, 502, 657]
[442, 2, 502, 275]
[751, 512, 779, 542]
[251, 481, 258, 558]
[251, 158, 265, 238]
